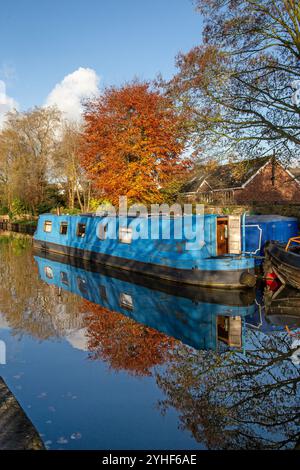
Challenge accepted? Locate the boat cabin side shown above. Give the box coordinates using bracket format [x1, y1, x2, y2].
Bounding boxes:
[34, 213, 245, 258]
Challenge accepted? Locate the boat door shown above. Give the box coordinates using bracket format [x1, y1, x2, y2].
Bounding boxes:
[217, 316, 242, 348]
[217, 215, 241, 255]
[217, 218, 229, 255]
[228, 215, 241, 254]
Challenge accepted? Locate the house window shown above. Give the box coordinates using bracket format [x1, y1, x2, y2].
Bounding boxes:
[60, 222, 68, 235]
[60, 271, 69, 286]
[44, 266, 53, 279]
[119, 292, 133, 310]
[76, 223, 86, 238]
[98, 223, 108, 240]
[43, 220, 52, 233]
[99, 285, 108, 301]
[119, 227, 132, 244]
[77, 277, 88, 296]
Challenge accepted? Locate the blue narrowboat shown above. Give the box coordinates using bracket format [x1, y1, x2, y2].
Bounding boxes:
[33, 213, 256, 289]
[34, 253, 256, 351]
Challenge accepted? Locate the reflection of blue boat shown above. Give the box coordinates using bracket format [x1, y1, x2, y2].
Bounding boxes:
[33, 214, 256, 288]
[34, 252, 256, 351]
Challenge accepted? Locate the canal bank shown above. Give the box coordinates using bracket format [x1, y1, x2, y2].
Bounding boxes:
[0, 377, 44, 450]
[0, 220, 36, 236]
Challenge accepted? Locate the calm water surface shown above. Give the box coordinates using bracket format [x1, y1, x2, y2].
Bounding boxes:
[0, 234, 299, 450]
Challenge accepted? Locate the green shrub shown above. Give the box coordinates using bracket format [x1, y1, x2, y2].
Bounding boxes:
[10, 199, 26, 219]
[0, 206, 9, 215]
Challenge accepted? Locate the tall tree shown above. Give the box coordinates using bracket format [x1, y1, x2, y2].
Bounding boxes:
[168, 0, 300, 162]
[81, 82, 190, 205]
[52, 122, 91, 211]
[0, 107, 60, 212]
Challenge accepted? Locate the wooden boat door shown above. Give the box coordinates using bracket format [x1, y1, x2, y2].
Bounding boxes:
[217, 316, 242, 348]
[228, 215, 241, 254]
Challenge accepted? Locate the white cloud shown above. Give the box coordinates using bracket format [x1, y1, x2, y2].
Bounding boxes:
[45, 67, 100, 122]
[0, 80, 18, 128]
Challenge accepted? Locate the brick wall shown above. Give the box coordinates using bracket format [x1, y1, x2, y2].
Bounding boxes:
[233, 161, 300, 204]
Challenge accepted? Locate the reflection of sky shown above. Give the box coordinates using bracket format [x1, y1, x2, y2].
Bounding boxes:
[0, 313, 10, 330]
[0, 328, 203, 450]
[0, 238, 299, 450]
[291, 339, 300, 365]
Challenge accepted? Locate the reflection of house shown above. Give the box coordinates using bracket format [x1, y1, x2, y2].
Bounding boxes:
[183, 156, 300, 204]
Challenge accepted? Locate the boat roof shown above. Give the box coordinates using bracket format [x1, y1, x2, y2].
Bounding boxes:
[246, 214, 298, 222]
[39, 212, 218, 219]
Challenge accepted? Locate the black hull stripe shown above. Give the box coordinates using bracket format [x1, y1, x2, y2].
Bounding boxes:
[33, 248, 255, 305]
[33, 239, 253, 288]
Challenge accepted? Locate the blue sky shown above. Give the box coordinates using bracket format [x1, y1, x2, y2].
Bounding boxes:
[0, 0, 202, 116]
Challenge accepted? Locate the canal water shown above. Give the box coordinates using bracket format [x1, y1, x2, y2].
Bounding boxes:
[0, 234, 299, 450]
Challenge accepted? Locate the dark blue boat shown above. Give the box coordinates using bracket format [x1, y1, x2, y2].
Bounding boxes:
[244, 214, 298, 264]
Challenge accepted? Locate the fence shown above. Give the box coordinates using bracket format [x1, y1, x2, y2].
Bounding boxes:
[0, 221, 37, 235]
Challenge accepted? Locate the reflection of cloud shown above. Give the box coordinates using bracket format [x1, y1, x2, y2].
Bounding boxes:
[291, 80, 300, 106]
[291, 339, 300, 365]
[0, 80, 18, 128]
[0, 340, 6, 365]
[0, 313, 10, 330]
[45, 67, 100, 122]
[66, 328, 89, 352]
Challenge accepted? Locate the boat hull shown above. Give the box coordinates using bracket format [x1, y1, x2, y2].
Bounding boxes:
[33, 239, 255, 289]
[265, 242, 300, 290]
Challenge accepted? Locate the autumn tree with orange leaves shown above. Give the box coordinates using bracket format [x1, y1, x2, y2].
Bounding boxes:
[81, 82, 191, 205]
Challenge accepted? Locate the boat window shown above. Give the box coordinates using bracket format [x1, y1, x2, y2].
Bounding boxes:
[119, 227, 132, 244]
[60, 222, 68, 235]
[44, 266, 54, 279]
[98, 223, 108, 240]
[76, 223, 86, 238]
[77, 277, 89, 296]
[43, 220, 52, 233]
[60, 271, 69, 286]
[99, 285, 108, 301]
[119, 292, 134, 310]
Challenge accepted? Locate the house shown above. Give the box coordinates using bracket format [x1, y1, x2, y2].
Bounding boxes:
[183, 156, 300, 205]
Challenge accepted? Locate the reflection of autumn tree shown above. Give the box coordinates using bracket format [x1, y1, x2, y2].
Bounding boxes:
[0, 235, 82, 339]
[82, 300, 176, 376]
[157, 330, 300, 449]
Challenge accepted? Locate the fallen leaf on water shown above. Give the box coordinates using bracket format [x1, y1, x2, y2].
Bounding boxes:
[57, 437, 68, 444]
